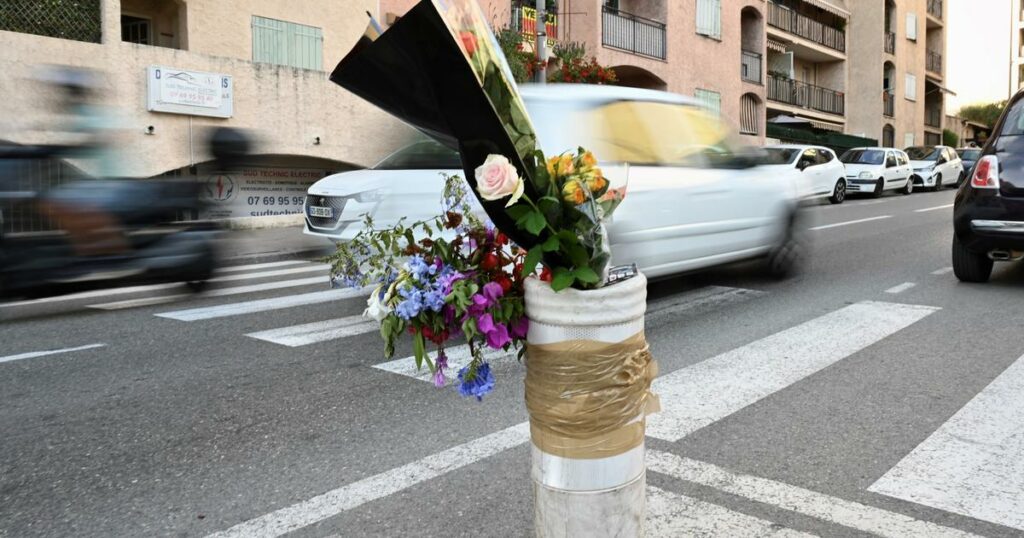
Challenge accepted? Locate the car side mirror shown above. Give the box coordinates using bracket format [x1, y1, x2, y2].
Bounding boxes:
[797, 159, 810, 171]
[937, 157, 947, 164]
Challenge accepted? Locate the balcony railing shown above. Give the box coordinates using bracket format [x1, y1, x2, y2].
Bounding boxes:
[511, 4, 559, 43]
[927, 50, 942, 74]
[767, 2, 846, 53]
[926, 107, 942, 128]
[767, 73, 845, 116]
[884, 31, 895, 54]
[883, 91, 895, 117]
[927, 0, 943, 19]
[741, 50, 762, 84]
[601, 6, 667, 60]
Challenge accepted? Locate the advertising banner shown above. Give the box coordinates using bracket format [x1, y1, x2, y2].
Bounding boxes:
[197, 167, 329, 220]
[147, 66, 234, 118]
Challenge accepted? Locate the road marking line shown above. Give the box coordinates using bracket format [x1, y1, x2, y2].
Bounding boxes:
[155, 288, 371, 322]
[247, 316, 379, 347]
[647, 485, 816, 537]
[215, 261, 309, 273]
[884, 282, 916, 294]
[0, 283, 181, 308]
[646, 301, 940, 441]
[205, 423, 531, 538]
[88, 276, 328, 310]
[932, 267, 954, 275]
[914, 203, 954, 213]
[209, 264, 328, 283]
[375, 286, 764, 383]
[0, 343, 106, 364]
[648, 451, 981, 538]
[869, 353, 1024, 531]
[809, 215, 893, 231]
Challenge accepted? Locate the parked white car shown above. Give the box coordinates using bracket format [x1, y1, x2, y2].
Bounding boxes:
[839, 147, 914, 196]
[305, 84, 804, 279]
[905, 145, 965, 191]
[763, 145, 848, 204]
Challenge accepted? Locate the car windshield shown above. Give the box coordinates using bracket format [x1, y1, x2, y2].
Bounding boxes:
[373, 140, 462, 170]
[957, 149, 981, 160]
[904, 147, 941, 160]
[763, 148, 801, 164]
[840, 149, 885, 165]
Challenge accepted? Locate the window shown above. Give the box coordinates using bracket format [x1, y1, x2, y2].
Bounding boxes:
[906, 13, 918, 41]
[905, 73, 917, 101]
[906, 146, 940, 160]
[740, 94, 759, 135]
[815, 150, 833, 165]
[122, 15, 151, 44]
[904, 132, 916, 147]
[252, 16, 323, 70]
[695, 88, 722, 117]
[374, 140, 462, 170]
[841, 149, 885, 165]
[696, 0, 722, 39]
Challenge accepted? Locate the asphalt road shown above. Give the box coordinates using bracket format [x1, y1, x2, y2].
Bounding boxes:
[3, 188, 1024, 538]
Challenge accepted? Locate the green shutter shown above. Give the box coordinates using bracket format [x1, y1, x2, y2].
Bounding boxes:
[695, 88, 722, 117]
[252, 15, 323, 70]
[696, 0, 721, 39]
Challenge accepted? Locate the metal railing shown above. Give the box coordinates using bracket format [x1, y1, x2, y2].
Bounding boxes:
[927, 50, 943, 74]
[884, 32, 895, 54]
[927, 0, 943, 19]
[741, 50, 762, 84]
[511, 4, 559, 43]
[926, 107, 942, 128]
[601, 5, 667, 60]
[767, 2, 845, 53]
[0, 0, 101, 43]
[883, 91, 895, 117]
[767, 74, 845, 116]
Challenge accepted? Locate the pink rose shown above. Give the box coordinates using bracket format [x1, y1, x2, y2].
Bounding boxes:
[475, 154, 524, 207]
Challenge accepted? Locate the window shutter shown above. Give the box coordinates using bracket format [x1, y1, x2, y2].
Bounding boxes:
[905, 73, 917, 101]
[696, 88, 722, 117]
[904, 132, 915, 148]
[740, 94, 759, 135]
[696, 0, 722, 39]
[906, 13, 917, 41]
[252, 16, 323, 70]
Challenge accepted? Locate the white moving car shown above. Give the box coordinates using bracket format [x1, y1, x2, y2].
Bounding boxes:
[763, 145, 848, 204]
[305, 84, 803, 279]
[839, 147, 914, 197]
[905, 145, 965, 191]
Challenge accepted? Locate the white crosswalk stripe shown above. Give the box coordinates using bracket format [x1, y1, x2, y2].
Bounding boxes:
[155, 287, 371, 321]
[646, 485, 816, 537]
[246, 316, 379, 347]
[869, 352, 1024, 532]
[208, 264, 328, 283]
[89, 276, 328, 310]
[215, 261, 308, 273]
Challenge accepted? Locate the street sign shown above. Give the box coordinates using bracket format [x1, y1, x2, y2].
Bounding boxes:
[146, 66, 233, 118]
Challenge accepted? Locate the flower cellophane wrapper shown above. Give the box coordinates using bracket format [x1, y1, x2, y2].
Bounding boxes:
[525, 331, 660, 458]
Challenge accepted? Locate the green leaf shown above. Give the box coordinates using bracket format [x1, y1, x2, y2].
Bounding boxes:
[551, 267, 575, 291]
[523, 210, 547, 236]
[522, 247, 543, 276]
[413, 331, 426, 370]
[507, 205, 532, 220]
[540, 235, 560, 252]
[511, 104, 532, 137]
[573, 266, 600, 284]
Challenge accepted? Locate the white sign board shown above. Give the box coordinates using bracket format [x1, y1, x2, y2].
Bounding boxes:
[198, 166, 329, 220]
[147, 66, 233, 118]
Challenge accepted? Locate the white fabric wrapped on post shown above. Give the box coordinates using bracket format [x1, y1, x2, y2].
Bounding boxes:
[524, 274, 655, 538]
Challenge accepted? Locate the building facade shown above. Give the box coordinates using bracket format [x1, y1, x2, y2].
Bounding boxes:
[0, 0, 416, 219]
[1013, 0, 1024, 93]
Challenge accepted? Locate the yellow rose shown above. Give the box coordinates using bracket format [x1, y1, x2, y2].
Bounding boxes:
[585, 173, 608, 194]
[546, 156, 559, 177]
[580, 151, 597, 169]
[558, 154, 575, 176]
[561, 179, 587, 205]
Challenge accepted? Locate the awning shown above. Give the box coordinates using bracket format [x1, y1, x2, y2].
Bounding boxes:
[924, 78, 957, 96]
[810, 119, 844, 132]
[801, 0, 850, 19]
[768, 39, 788, 54]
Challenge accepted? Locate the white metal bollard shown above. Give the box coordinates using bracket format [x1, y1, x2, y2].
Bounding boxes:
[524, 274, 655, 538]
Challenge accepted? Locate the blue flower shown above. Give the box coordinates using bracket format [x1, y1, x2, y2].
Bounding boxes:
[457, 362, 495, 401]
[395, 287, 424, 320]
[423, 290, 446, 312]
[406, 255, 437, 282]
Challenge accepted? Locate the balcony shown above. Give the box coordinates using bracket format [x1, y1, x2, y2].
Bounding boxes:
[767, 73, 845, 116]
[511, 4, 559, 43]
[884, 31, 895, 54]
[767, 2, 845, 53]
[742, 50, 762, 84]
[926, 107, 942, 128]
[927, 0, 943, 20]
[883, 91, 894, 117]
[601, 5, 667, 60]
[927, 50, 942, 75]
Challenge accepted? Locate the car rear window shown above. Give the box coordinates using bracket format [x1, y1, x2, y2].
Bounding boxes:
[764, 148, 800, 164]
[958, 149, 981, 160]
[840, 149, 884, 165]
[374, 140, 462, 170]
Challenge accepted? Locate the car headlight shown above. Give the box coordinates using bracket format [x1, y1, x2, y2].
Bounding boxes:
[859, 171, 873, 179]
[354, 190, 385, 203]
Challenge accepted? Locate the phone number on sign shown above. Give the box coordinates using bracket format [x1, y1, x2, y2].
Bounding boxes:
[246, 196, 306, 206]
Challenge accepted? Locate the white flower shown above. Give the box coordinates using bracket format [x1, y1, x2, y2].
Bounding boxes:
[363, 285, 390, 322]
[474, 154, 525, 207]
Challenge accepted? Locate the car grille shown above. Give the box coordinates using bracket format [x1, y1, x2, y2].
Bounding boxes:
[305, 195, 348, 230]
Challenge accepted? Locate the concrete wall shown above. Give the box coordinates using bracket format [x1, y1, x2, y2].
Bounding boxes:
[0, 0, 416, 178]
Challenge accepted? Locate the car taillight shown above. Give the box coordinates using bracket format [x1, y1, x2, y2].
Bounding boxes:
[971, 156, 1000, 189]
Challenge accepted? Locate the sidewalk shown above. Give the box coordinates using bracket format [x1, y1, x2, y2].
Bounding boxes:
[216, 225, 336, 265]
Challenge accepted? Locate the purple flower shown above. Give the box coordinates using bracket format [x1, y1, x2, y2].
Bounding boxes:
[485, 322, 510, 349]
[433, 349, 449, 388]
[466, 293, 491, 318]
[477, 313, 495, 334]
[510, 316, 529, 339]
[481, 282, 504, 303]
[457, 362, 495, 401]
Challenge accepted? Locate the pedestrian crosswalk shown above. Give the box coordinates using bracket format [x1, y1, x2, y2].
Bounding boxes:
[10, 259, 1024, 536]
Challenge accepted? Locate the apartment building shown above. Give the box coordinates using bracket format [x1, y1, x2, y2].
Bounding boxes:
[1013, 0, 1024, 93]
[0, 0, 413, 219]
[846, 0, 949, 148]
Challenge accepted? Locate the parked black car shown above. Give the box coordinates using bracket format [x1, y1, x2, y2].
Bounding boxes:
[952, 95, 1024, 282]
[956, 148, 982, 185]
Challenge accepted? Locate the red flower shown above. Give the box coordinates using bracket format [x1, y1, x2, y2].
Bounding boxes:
[480, 252, 500, 270]
[460, 31, 477, 57]
[540, 266, 553, 282]
[497, 275, 513, 294]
